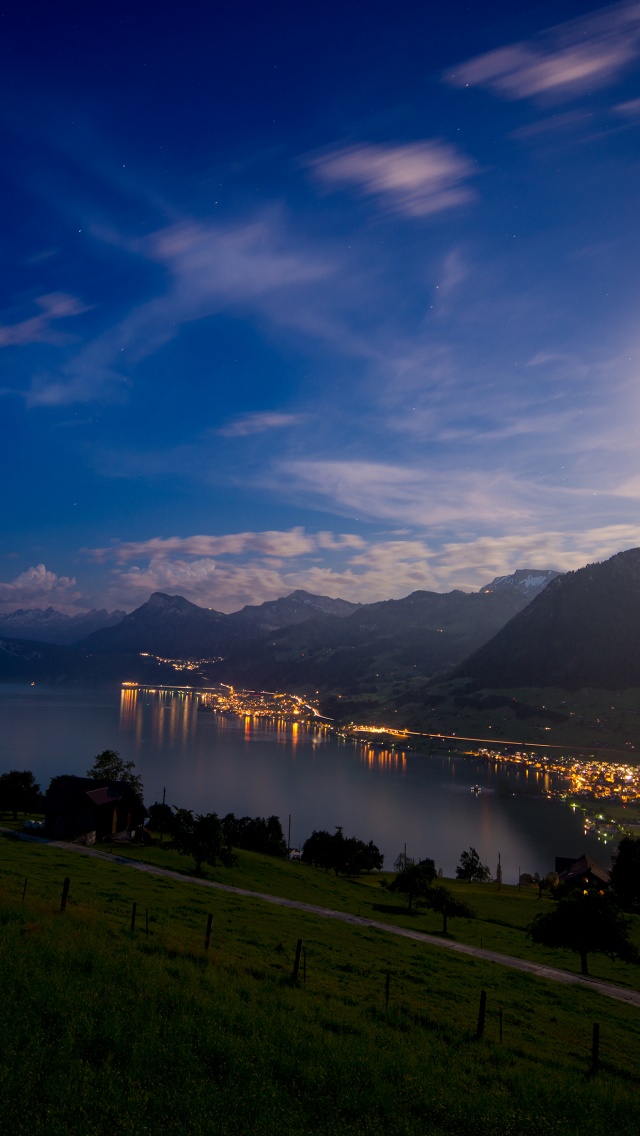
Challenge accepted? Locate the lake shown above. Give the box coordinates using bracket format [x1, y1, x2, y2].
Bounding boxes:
[0, 683, 609, 880]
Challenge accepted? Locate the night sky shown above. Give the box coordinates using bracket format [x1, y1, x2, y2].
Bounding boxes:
[3, 0, 640, 614]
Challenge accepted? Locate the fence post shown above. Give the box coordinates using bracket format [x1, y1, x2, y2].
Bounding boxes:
[591, 1023, 600, 1074]
[60, 877, 70, 913]
[22, 877, 27, 903]
[292, 938, 303, 982]
[476, 990, 487, 1038]
[130, 902, 137, 933]
[204, 913, 213, 952]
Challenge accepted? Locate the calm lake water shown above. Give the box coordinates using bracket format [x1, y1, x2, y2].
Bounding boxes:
[0, 684, 609, 880]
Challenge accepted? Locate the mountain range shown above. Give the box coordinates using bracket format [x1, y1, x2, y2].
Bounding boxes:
[0, 606, 126, 645]
[0, 570, 558, 690]
[5, 552, 640, 748]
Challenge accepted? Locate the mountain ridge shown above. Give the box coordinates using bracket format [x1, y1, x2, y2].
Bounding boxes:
[455, 548, 640, 690]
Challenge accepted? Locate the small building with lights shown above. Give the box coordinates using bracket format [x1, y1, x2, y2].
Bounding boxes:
[44, 776, 145, 844]
[555, 853, 610, 891]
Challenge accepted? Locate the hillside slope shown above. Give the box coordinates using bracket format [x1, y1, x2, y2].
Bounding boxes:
[456, 548, 640, 690]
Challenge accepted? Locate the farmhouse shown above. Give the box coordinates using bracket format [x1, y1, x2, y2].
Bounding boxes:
[44, 776, 145, 843]
[555, 853, 610, 891]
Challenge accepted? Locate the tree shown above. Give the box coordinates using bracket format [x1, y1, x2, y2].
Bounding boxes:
[222, 813, 287, 857]
[532, 871, 558, 899]
[301, 829, 335, 871]
[87, 749, 143, 798]
[171, 810, 236, 873]
[147, 802, 175, 842]
[302, 829, 383, 876]
[385, 859, 437, 911]
[0, 770, 41, 820]
[418, 885, 476, 935]
[610, 837, 640, 907]
[456, 847, 491, 883]
[356, 840, 384, 874]
[528, 890, 639, 976]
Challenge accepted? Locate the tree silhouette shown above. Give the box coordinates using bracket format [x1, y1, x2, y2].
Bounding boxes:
[456, 847, 491, 883]
[418, 885, 476, 934]
[385, 859, 437, 911]
[87, 749, 143, 798]
[528, 890, 638, 976]
[610, 837, 640, 908]
[171, 810, 236, 873]
[0, 770, 41, 820]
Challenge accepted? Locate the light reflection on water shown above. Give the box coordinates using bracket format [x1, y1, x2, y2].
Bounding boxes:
[0, 684, 610, 879]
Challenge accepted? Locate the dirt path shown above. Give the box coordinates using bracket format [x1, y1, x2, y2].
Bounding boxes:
[6, 829, 640, 1009]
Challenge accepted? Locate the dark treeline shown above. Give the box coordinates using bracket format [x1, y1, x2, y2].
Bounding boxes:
[147, 803, 287, 859]
[301, 828, 383, 876]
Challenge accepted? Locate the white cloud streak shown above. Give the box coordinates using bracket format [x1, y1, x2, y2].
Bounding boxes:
[0, 294, 88, 348]
[89, 528, 364, 564]
[277, 460, 528, 527]
[446, 2, 640, 102]
[216, 412, 304, 437]
[307, 141, 477, 216]
[25, 213, 336, 407]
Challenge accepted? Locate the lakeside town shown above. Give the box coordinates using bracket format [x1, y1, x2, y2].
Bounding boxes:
[121, 681, 640, 846]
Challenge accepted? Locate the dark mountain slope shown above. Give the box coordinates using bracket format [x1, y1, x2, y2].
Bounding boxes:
[456, 548, 640, 690]
[217, 585, 544, 690]
[80, 592, 235, 657]
[0, 636, 185, 685]
[226, 589, 359, 632]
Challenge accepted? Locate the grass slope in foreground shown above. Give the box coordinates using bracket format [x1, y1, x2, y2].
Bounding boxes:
[3, 838, 640, 1135]
[87, 837, 640, 990]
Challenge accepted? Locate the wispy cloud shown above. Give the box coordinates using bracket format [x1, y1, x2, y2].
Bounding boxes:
[96, 524, 640, 612]
[430, 525, 640, 590]
[614, 97, 640, 116]
[306, 141, 477, 217]
[277, 460, 528, 527]
[89, 528, 337, 563]
[90, 529, 365, 565]
[217, 412, 304, 437]
[446, 1, 640, 102]
[25, 212, 336, 407]
[0, 564, 79, 612]
[0, 294, 88, 348]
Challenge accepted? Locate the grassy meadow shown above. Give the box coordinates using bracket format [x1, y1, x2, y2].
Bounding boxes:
[2, 833, 640, 1134]
[79, 837, 640, 989]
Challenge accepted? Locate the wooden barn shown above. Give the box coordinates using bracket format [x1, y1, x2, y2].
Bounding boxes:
[44, 776, 145, 843]
[555, 853, 610, 891]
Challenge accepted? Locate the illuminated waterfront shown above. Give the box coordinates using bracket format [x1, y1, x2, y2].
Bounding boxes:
[0, 683, 616, 877]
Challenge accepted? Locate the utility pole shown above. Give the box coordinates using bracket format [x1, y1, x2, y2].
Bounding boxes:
[496, 852, 502, 890]
[287, 813, 291, 859]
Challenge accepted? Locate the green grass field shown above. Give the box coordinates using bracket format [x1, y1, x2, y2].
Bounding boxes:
[73, 837, 640, 990]
[2, 832, 640, 1135]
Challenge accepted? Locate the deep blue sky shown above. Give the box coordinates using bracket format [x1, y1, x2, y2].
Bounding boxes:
[2, 0, 640, 613]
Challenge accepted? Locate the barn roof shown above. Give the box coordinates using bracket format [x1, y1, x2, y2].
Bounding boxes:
[557, 853, 610, 885]
[85, 785, 123, 806]
[45, 775, 141, 810]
